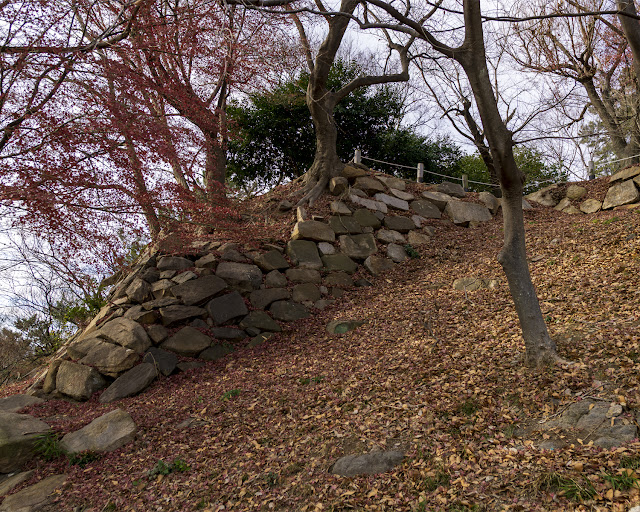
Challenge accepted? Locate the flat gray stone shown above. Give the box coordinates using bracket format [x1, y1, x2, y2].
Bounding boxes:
[376, 229, 406, 244]
[329, 450, 404, 477]
[79, 340, 139, 377]
[60, 409, 136, 454]
[0, 413, 50, 472]
[364, 255, 394, 276]
[285, 268, 321, 283]
[388, 188, 414, 201]
[194, 253, 218, 269]
[286, 240, 322, 269]
[147, 324, 169, 344]
[444, 201, 492, 225]
[172, 271, 197, 285]
[330, 201, 352, 215]
[410, 199, 442, 219]
[206, 291, 249, 325]
[98, 317, 151, 354]
[580, 198, 602, 214]
[349, 194, 388, 213]
[124, 305, 158, 324]
[437, 181, 465, 198]
[99, 363, 157, 403]
[171, 275, 227, 306]
[239, 311, 281, 332]
[291, 220, 336, 243]
[373, 193, 409, 211]
[326, 319, 365, 334]
[317, 242, 336, 255]
[321, 254, 358, 274]
[386, 243, 408, 263]
[151, 279, 174, 299]
[376, 176, 406, 190]
[420, 191, 451, 210]
[407, 231, 431, 246]
[0, 470, 34, 497]
[161, 326, 212, 356]
[210, 327, 246, 340]
[143, 347, 178, 376]
[56, 361, 107, 401]
[383, 216, 415, 233]
[525, 184, 559, 207]
[270, 301, 310, 321]
[250, 288, 291, 310]
[354, 176, 385, 194]
[159, 305, 206, 327]
[478, 191, 501, 214]
[602, 179, 640, 209]
[0, 474, 67, 512]
[339, 233, 377, 260]
[42, 360, 62, 394]
[0, 395, 43, 413]
[216, 261, 263, 289]
[157, 256, 192, 271]
[264, 270, 288, 287]
[609, 165, 640, 184]
[125, 278, 152, 303]
[342, 165, 367, 179]
[66, 337, 104, 360]
[329, 176, 348, 195]
[199, 344, 234, 361]
[292, 283, 321, 303]
[254, 250, 290, 272]
[329, 216, 363, 235]
[353, 209, 382, 229]
[566, 185, 587, 200]
[324, 272, 353, 287]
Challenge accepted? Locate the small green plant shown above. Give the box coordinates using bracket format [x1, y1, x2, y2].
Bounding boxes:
[458, 398, 480, 416]
[621, 455, 640, 470]
[220, 389, 241, 401]
[196, 498, 209, 509]
[264, 471, 279, 487]
[299, 376, 324, 385]
[68, 451, 101, 467]
[535, 471, 596, 502]
[423, 468, 450, 492]
[33, 430, 64, 461]
[603, 216, 620, 225]
[603, 469, 639, 491]
[147, 458, 190, 478]
[102, 502, 117, 512]
[404, 244, 420, 259]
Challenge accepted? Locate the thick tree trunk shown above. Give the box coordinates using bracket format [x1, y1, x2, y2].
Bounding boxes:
[458, 0, 559, 366]
[203, 133, 227, 198]
[617, 0, 640, 83]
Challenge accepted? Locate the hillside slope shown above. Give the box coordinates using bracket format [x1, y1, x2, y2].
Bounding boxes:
[3, 176, 640, 511]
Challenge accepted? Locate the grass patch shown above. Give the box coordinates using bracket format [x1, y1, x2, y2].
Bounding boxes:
[603, 469, 639, 491]
[220, 389, 241, 401]
[458, 398, 480, 416]
[423, 467, 450, 492]
[620, 455, 640, 470]
[68, 451, 101, 467]
[33, 430, 64, 461]
[404, 244, 420, 259]
[535, 471, 597, 502]
[147, 458, 190, 478]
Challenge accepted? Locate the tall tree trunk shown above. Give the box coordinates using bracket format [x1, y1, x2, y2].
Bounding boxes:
[458, 0, 558, 366]
[203, 132, 226, 197]
[617, 0, 640, 83]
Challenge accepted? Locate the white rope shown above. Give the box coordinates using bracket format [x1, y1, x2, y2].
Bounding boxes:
[360, 155, 500, 188]
[595, 153, 640, 166]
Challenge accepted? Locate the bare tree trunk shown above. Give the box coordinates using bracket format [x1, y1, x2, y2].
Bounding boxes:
[617, 0, 640, 82]
[458, 0, 559, 366]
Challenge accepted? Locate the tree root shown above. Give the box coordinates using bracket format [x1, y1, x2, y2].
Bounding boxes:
[296, 176, 328, 207]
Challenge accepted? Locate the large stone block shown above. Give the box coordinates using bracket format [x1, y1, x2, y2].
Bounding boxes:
[285, 240, 322, 269]
[171, 275, 227, 305]
[609, 165, 640, 184]
[60, 409, 136, 453]
[339, 233, 377, 260]
[373, 193, 409, 211]
[249, 288, 291, 310]
[364, 255, 394, 276]
[354, 176, 385, 194]
[157, 256, 193, 271]
[410, 200, 441, 219]
[0, 474, 67, 512]
[444, 201, 492, 225]
[525, 184, 560, 207]
[0, 413, 49, 472]
[353, 209, 382, 228]
[98, 317, 151, 354]
[602, 179, 640, 209]
[436, 181, 465, 198]
[161, 326, 212, 356]
[56, 361, 107, 401]
[99, 363, 158, 403]
[216, 261, 263, 289]
[206, 291, 249, 325]
[383, 216, 415, 233]
[239, 311, 282, 332]
[158, 305, 206, 326]
[421, 190, 452, 210]
[321, 254, 358, 274]
[329, 215, 363, 235]
[291, 220, 336, 243]
[254, 250, 290, 272]
[79, 340, 139, 377]
[270, 301, 310, 321]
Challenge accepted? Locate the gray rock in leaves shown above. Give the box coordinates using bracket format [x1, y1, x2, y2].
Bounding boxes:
[79, 340, 139, 377]
[324, 272, 353, 287]
[373, 193, 409, 211]
[376, 176, 406, 191]
[326, 319, 365, 334]
[291, 220, 336, 243]
[329, 176, 348, 195]
[124, 305, 158, 324]
[387, 243, 408, 263]
[143, 347, 178, 376]
[161, 326, 212, 356]
[250, 288, 291, 310]
[407, 231, 431, 246]
[98, 317, 152, 354]
[330, 201, 352, 215]
[199, 344, 234, 361]
[317, 242, 336, 255]
[239, 311, 282, 332]
[353, 209, 382, 229]
[354, 176, 385, 194]
[0, 474, 67, 512]
[286, 268, 322, 283]
[126, 278, 152, 303]
[580, 198, 602, 214]
[172, 271, 198, 285]
[67, 336, 105, 360]
[157, 256, 193, 271]
[147, 324, 169, 344]
[525, 184, 560, 207]
[151, 279, 174, 299]
[216, 261, 263, 289]
[436, 181, 466, 198]
[376, 229, 406, 244]
[210, 327, 247, 340]
[195, 253, 218, 269]
[364, 255, 394, 276]
[0, 470, 34, 497]
[410, 199, 441, 219]
[329, 215, 363, 235]
[159, 305, 206, 326]
[0, 412, 50, 472]
[389, 188, 414, 201]
[478, 191, 501, 214]
[254, 250, 290, 272]
[171, 275, 227, 306]
[99, 363, 158, 403]
[270, 300, 310, 321]
[421, 191, 452, 210]
[292, 283, 321, 303]
[0, 394, 44, 413]
[220, 249, 247, 262]
[609, 165, 640, 183]
[286, 240, 323, 269]
[383, 216, 415, 233]
[321, 254, 358, 274]
[444, 201, 492, 225]
[42, 360, 63, 394]
[603, 179, 640, 209]
[206, 291, 249, 325]
[56, 361, 107, 401]
[264, 270, 288, 288]
[60, 409, 136, 453]
[339, 233, 377, 260]
[329, 450, 404, 477]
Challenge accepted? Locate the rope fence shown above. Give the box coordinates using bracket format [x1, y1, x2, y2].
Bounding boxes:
[355, 149, 501, 189]
[590, 153, 640, 177]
